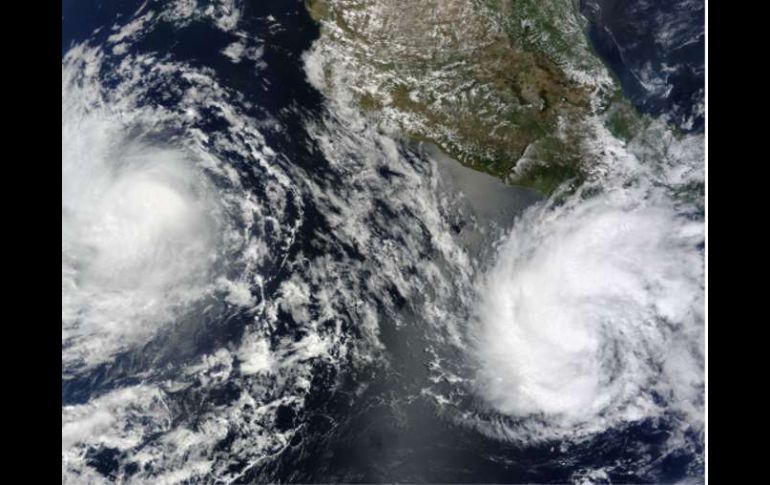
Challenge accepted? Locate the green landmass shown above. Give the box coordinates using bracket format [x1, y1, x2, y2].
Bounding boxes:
[305, 0, 660, 196]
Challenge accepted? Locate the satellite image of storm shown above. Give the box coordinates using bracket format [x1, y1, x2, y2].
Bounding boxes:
[62, 0, 706, 483]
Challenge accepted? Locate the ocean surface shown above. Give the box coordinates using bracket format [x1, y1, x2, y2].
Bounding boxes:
[61, 1, 704, 482]
[581, 0, 705, 132]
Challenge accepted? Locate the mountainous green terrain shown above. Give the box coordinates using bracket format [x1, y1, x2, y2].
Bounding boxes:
[306, 0, 656, 194]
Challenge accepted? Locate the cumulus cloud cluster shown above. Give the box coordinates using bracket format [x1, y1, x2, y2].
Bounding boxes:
[62, 81, 223, 370]
[471, 124, 704, 442]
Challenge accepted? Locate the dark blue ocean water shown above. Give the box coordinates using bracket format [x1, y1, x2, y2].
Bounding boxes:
[580, 0, 705, 133]
[61, 1, 704, 482]
[63, 0, 706, 133]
